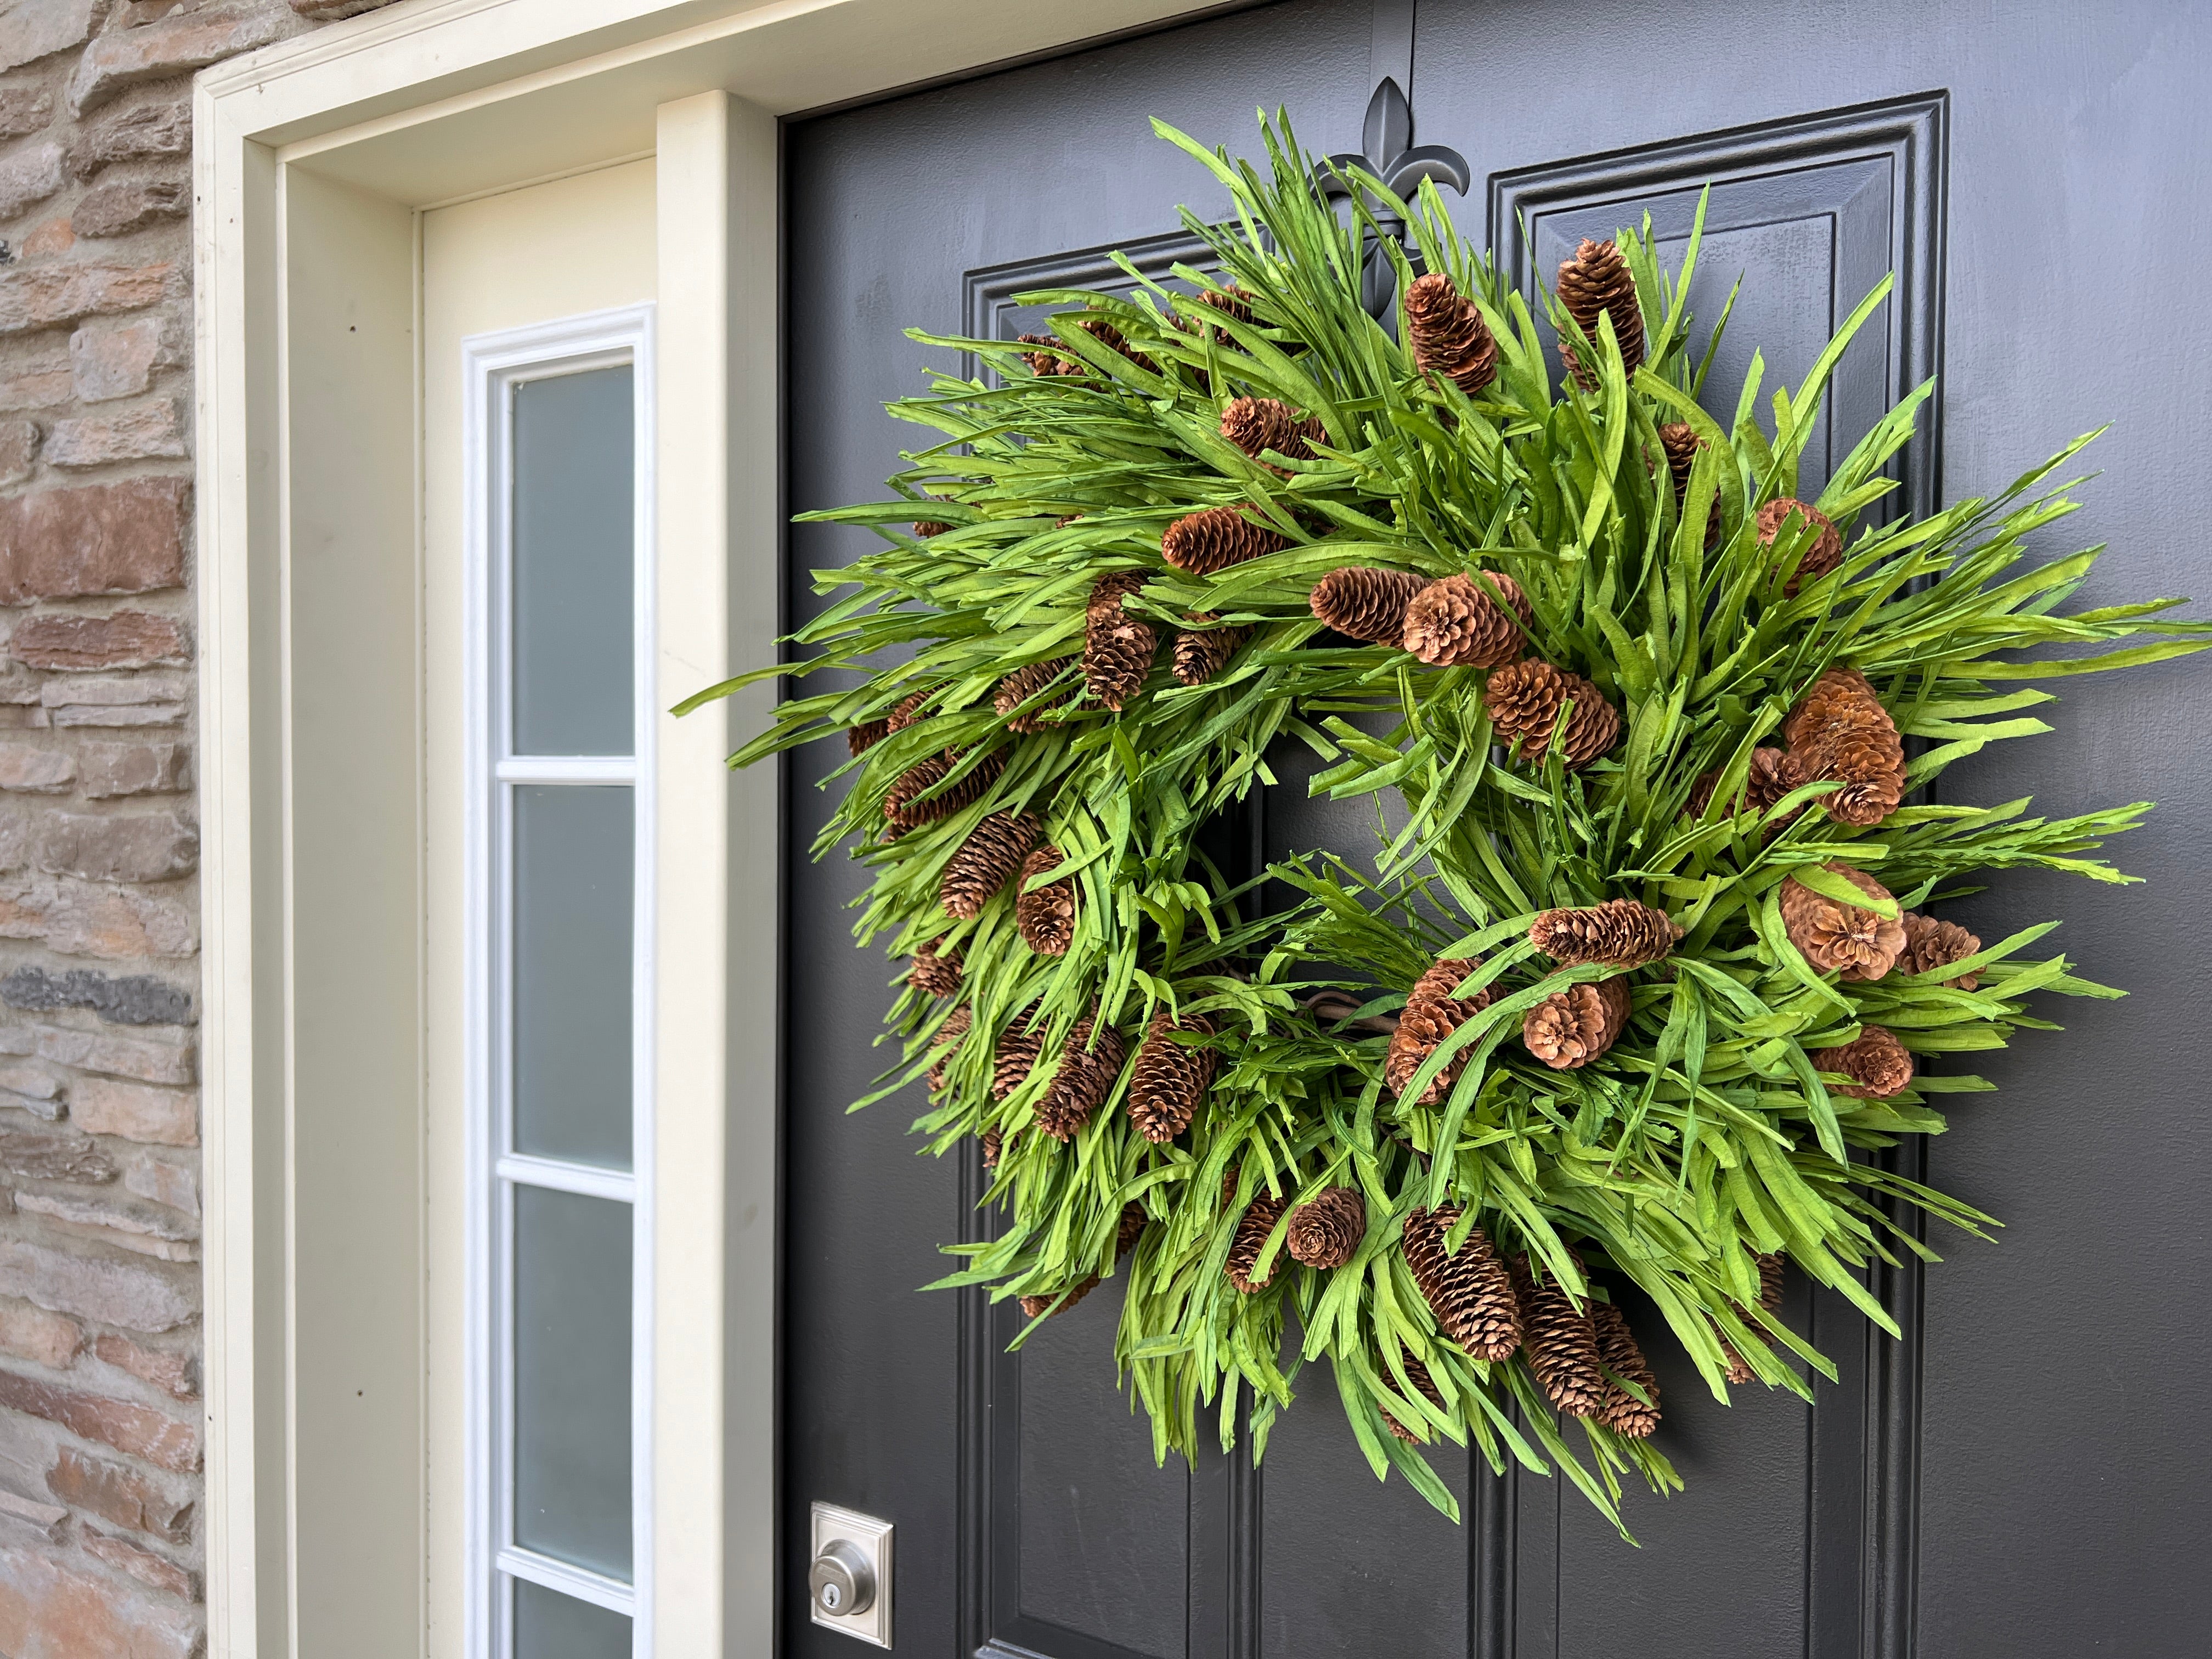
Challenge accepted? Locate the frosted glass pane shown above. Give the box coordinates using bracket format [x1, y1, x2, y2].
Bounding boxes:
[514, 1579, 631, 1659]
[512, 365, 634, 756]
[515, 1187, 633, 1579]
[513, 785, 632, 1170]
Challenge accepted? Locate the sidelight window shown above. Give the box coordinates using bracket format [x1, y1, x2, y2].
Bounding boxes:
[465, 310, 656, 1659]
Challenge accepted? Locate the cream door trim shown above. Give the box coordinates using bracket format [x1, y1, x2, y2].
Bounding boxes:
[193, 3, 1217, 1655]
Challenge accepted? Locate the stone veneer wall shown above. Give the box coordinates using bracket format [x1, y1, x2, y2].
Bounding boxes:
[0, 1, 402, 1652]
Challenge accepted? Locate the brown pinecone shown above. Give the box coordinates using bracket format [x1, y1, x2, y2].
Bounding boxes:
[1402, 571, 1534, 668]
[1717, 1253, 1786, 1384]
[886, 687, 936, 732]
[1409, 958, 1494, 1026]
[1172, 617, 1249, 686]
[1556, 238, 1646, 388]
[1016, 332, 1077, 377]
[1117, 1201, 1149, 1257]
[1160, 506, 1290, 577]
[1809, 1024, 1915, 1099]
[847, 718, 890, 757]
[1197, 284, 1255, 334]
[1686, 747, 1803, 820]
[991, 1009, 1047, 1101]
[1021, 1276, 1099, 1319]
[1402, 1206, 1521, 1359]
[1383, 958, 1492, 1107]
[1310, 566, 1429, 645]
[909, 939, 962, 998]
[1592, 1300, 1661, 1438]
[1898, 912, 1982, 989]
[1779, 862, 1906, 980]
[1285, 1187, 1366, 1269]
[1403, 270, 1500, 397]
[1758, 497, 1845, 595]
[1758, 1252, 1786, 1313]
[1380, 1347, 1449, 1442]
[1783, 667, 1905, 826]
[1221, 397, 1323, 466]
[939, 810, 1041, 919]
[1127, 1010, 1217, 1143]
[1073, 316, 1157, 376]
[1658, 421, 1701, 493]
[1034, 1017, 1130, 1142]
[1528, 899, 1681, 969]
[1484, 660, 1621, 769]
[1522, 975, 1633, 1070]
[1015, 845, 1077, 955]
[980, 1123, 1002, 1166]
[926, 1005, 973, 1093]
[1656, 421, 1723, 548]
[912, 516, 952, 538]
[1226, 1189, 1290, 1294]
[1513, 1252, 1607, 1417]
[995, 658, 1077, 732]
[1084, 572, 1160, 710]
[882, 747, 1006, 831]
[1717, 1330, 1754, 1386]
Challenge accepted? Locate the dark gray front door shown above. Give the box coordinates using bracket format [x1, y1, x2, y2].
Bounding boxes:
[782, 4, 2212, 1655]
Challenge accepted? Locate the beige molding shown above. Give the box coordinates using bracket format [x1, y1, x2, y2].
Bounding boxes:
[194, 2, 1213, 1655]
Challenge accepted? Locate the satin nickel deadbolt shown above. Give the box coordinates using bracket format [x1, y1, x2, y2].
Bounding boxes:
[809, 1502, 893, 1646]
[810, 1539, 873, 1616]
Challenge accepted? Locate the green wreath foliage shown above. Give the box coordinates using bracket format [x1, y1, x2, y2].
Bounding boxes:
[691, 114, 2207, 1533]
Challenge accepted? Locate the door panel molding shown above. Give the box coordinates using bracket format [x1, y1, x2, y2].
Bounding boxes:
[963, 228, 1220, 369]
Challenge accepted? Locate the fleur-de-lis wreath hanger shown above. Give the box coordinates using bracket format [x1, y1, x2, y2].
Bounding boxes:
[1321, 77, 1472, 321]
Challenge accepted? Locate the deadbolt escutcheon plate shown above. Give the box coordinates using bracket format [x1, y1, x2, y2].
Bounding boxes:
[809, 1502, 893, 1647]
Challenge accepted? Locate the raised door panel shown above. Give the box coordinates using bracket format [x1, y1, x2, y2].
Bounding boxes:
[1491, 96, 1944, 520]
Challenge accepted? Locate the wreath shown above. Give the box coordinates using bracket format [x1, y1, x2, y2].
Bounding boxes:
[691, 114, 2205, 1532]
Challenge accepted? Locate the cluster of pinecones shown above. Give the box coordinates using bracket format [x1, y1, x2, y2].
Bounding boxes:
[1336, 872, 1967, 1107]
[872, 247, 1679, 829]
[1142, 392, 1332, 698]
[1389, 1206, 1663, 1437]
[923, 810, 1080, 956]
[1015, 317, 1158, 380]
[1374, 899, 1678, 1088]
[914, 979, 1231, 1162]
[1221, 1176, 1370, 1295]
[1214, 1187, 1801, 1440]
[1313, 249, 1630, 766]
[1308, 564, 1622, 770]
[1655, 424, 1850, 591]
[1400, 240, 1645, 399]
[1689, 664, 1906, 830]
[1775, 859, 1983, 1098]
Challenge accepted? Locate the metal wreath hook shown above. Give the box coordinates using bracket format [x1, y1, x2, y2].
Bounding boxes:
[1319, 77, 1472, 322]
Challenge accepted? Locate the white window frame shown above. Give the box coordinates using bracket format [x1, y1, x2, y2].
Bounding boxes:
[461, 306, 659, 1659]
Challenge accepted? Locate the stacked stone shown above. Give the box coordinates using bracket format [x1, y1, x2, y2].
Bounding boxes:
[0, 3, 405, 1650]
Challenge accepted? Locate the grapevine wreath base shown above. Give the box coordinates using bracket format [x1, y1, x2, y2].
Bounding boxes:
[692, 115, 2205, 1532]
